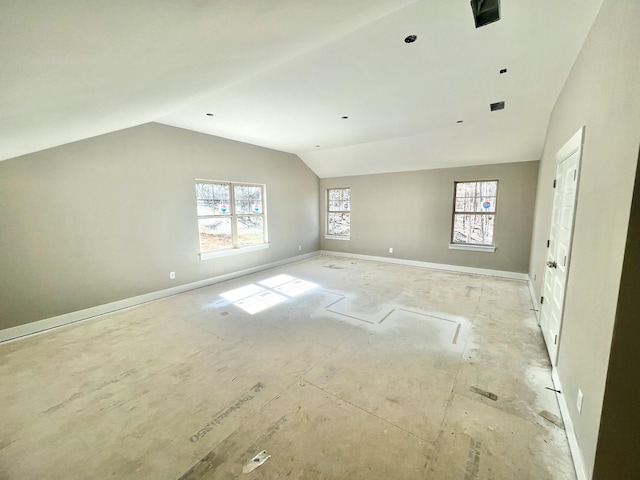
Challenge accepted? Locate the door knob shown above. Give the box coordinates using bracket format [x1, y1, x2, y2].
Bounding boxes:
[546, 260, 558, 269]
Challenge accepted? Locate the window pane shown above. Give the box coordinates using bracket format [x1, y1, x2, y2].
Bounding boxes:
[197, 199, 215, 216]
[328, 190, 340, 211]
[328, 188, 350, 212]
[196, 183, 213, 200]
[237, 215, 264, 246]
[234, 185, 262, 201]
[212, 183, 229, 200]
[464, 198, 475, 212]
[453, 214, 494, 245]
[456, 182, 476, 198]
[480, 181, 498, 197]
[235, 199, 251, 214]
[328, 213, 350, 236]
[341, 189, 350, 211]
[199, 218, 232, 251]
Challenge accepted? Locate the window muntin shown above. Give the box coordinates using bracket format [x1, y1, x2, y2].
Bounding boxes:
[452, 180, 497, 246]
[196, 181, 267, 253]
[327, 188, 350, 237]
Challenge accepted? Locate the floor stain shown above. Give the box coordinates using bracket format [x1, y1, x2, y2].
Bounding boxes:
[539, 410, 565, 429]
[470, 386, 498, 401]
[177, 451, 226, 480]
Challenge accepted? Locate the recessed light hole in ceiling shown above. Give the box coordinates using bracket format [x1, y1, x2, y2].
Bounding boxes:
[471, 0, 501, 28]
[404, 35, 417, 44]
[206, 113, 214, 116]
[500, 68, 508, 74]
[490, 101, 505, 111]
[456, 120, 464, 124]
[341, 116, 348, 119]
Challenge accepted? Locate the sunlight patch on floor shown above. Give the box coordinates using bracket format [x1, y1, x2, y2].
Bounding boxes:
[221, 274, 318, 314]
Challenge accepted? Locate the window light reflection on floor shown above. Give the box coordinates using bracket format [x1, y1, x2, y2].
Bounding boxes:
[220, 275, 318, 315]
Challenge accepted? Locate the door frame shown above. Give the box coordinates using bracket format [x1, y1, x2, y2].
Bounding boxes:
[539, 125, 585, 365]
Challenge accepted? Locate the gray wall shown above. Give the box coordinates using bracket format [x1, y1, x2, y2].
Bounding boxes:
[0, 123, 320, 330]
[528, 0, 640, 477]
[592, 145, 640, 479]
[320, 161, 538, 273]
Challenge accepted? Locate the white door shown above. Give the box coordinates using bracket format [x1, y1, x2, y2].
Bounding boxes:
[539, 127, 584, 365]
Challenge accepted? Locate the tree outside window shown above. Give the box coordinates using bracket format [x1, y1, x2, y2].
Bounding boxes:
[327, 188, 350, 238]
[196, 181, 266, 252]
[452, 180, 497, 246]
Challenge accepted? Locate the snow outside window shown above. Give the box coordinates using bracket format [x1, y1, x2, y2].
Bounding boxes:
[327, 188, 350, 238]
[195, 181, 267, 253]
[452, 180, 498, 246]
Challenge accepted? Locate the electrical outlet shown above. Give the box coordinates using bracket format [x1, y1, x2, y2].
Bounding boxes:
[389, 247, 393, 254]
[169, 272, 176, 280]
[298, 245, 302, 251]
[577, 389, 584, 413]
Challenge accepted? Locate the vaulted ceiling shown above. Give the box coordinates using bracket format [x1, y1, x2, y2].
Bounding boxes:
[1, 0, 603, 177]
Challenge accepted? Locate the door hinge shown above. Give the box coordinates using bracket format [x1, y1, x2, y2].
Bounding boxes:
[554, 334, 558, 345]
[553, 179, 557, 188]
[564, 255, 567, 266]
[540, 296, 544, 305]
[573, 169, 577, 181]
[546, 240, 550, 248]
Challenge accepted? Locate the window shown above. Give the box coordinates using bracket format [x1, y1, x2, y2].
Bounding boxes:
[452, 180, 498, 247]
[327, 188, 350, 238]
[195, 181, 267, 254]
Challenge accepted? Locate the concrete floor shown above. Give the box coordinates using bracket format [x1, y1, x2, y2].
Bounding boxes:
[0, 255, 576, 479]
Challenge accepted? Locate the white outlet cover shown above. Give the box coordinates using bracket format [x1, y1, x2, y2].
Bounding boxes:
[389, 247, 393, 253]
[577, 389, 583, 413]
[170, 272, 176, 279]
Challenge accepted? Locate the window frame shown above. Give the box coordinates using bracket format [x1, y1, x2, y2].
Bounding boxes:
[325, 187, 351, 240]
[450, 180, 498, 251]
[195, 180, 268, 258]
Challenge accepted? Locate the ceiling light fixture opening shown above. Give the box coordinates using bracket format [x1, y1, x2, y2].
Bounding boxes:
[490, 101, 505, 111]
[456, 120, 464, 124]
[341, 116, 349, 119]
[206, 113, 214, 116]
[471, 0, 501, 28]
[404, 35, 417, 44]
[499, 68, 508, 74]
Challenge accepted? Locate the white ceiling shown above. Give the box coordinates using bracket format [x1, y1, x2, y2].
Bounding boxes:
[1, 0, 603, 177]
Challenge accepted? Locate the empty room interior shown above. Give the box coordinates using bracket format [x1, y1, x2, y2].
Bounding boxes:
[1, 1, 639, 479]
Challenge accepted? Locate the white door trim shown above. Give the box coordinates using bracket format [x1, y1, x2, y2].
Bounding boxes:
[540, 126, 585, 365]
[556, 127, 585, 164]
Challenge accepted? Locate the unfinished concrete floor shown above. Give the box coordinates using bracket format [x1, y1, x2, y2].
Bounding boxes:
[0, 255, 576, 479]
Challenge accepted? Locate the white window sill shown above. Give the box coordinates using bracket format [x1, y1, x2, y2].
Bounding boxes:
[448, 244, 496, 253]
[200, 243, 270, 260]
[324, 235, 350, 241]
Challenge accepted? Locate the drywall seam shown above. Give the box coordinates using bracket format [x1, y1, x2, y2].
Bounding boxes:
[552, 368, 588, 480]
[0, 251, 319, 344]
[319, 250, 529, 280]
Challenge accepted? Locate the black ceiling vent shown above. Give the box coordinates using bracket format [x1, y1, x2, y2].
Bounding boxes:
[470, 0, 501, 28]
[490, 101, 505, 111]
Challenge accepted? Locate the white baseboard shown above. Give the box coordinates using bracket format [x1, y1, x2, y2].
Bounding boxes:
[319, 250, 529, 281]
[0, 251, 319, 343]
[0, 250, 530, 343]
[552, 368, 589, 480]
